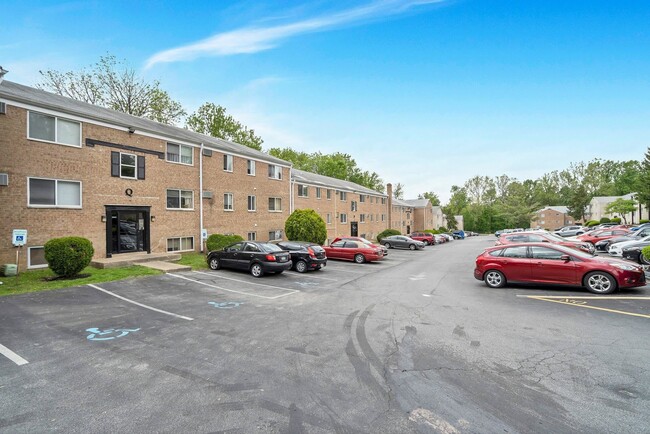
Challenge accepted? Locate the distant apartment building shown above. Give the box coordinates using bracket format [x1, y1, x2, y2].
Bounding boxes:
[587, 194, 648, 224]
[531, 206, 577, 230]
[402, 199, 434, 231]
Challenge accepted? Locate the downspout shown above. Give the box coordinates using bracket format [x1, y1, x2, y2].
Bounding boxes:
[289, 165, 294, 213]
[199, 143, 204, 252]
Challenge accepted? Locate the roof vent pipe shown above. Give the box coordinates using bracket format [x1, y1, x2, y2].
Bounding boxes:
[0, 66, 8, 84]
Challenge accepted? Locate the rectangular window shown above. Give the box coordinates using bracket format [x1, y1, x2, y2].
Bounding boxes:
[28, 111, 81, 147]
[247, 232, 257, 241]
[120, 152, 137, 179]
[327, 189, 332, 200]
[223, 154, 233, 172]
[28, 177, 81, 208]
[360, 214, 366, 223]
[28, 246, 48, 269]
[351, 201, 357, 212]
[360, 195, 366, 203]
[298, 185, 308, 197]
[340, 213, 348, 224]
[268, 165, 282, 179]
[167, 189, 194, 209]
[340, 191, 347, 201]
[268, 230, 282, 241]
[269, 197, 282, 212]
[247, 160, 256, 176]
[370, 214, 374, 222]
[248, 195, 256, 211]
[224, 193, 234, 211]
[166, 143, 193, 165]
[381, 214, 386, 222]
[167, 237, 194, 252]
[326, 213, 332, 224]
[381, 198, 386, 205]
[316, 188, 322, 199]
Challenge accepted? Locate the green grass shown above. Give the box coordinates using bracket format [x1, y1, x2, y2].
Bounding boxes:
[176, 252, 209, 270]
[0, 266, 162, 297]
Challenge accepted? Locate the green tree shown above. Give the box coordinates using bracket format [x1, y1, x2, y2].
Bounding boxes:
[38, 54, 186, 125]
[566, 184, 591, 221]
[605, 198, 637, 224]
[418, 191, 441, 206]
[285, 209, 327, 244]
[392, 183, 405, 200]
[186, 102, 263, 150]
[636, 147, 650, 220]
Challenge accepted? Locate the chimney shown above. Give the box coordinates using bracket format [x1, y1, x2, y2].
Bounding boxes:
[386, 183, 393, 229]
[0, 66, 7, 84]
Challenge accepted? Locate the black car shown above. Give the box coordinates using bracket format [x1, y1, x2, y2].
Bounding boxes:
[207, 241, 292, 277]
[622, 241, 650, 265]
[274, 240, 327, 272]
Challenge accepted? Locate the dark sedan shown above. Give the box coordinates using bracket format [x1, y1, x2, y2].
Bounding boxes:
[622, 241, 650, 265]
[274, 240, 327, 272]
[207, 241, 292, 277]
[474, 243, 646, 294]
[380, 235, 426, 250]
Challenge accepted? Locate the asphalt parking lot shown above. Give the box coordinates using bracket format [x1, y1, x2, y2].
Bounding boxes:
[1, 239, 649, 433]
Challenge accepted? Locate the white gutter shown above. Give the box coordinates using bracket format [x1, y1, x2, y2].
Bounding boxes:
[199, 142, 204, 252]
[289, 166, 294, 213]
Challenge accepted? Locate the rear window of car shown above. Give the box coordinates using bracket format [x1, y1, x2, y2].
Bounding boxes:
[502, 246, 528, 258]
[260, 243, 283, 253]
[488, 249, 503, 256]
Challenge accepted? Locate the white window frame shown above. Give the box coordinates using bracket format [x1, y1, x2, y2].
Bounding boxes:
[247, 232, 257, 241]
[247, 160, 256, 176]
[298, 185, 308, 197]
[269, 197, 282, 212]
[268, 230, 282, 241]
[247, 195, 257, 212]
[326, 213, 332, 224]
[27, 110, 82, 148]
[224, 193, 234, 211]
[340, 191, 347, 201]
[166, 189, 194, 210]
[360, 214, 366, 223]
[27, 177, 82, 209]
[327, 189, 332, 200]
[166, 143, 193, 166]
[167, 236, 194, 252]
[316, 187, 322, 199]
[268, 165, 282, 180]
[359, 195, 366, 203]
[223, 154, 233, 172]
[340, 213, 348, 224]
[120, 152, 137, 179]
[351, 201, 357, 212]
[27, 246, 48, 269]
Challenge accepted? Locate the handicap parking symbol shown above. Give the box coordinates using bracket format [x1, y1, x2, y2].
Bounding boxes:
[86, 327, 140, 341]
[208, 301, 243, 309]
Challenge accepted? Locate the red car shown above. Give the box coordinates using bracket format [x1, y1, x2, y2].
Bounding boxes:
[576, 229, 630, 245]
[332, 236, 388, 256]
[474, 243, 646, 294]
[496, 231, 594, 254]
[323, 240, 384, 264]
[409, 232, 435, 245]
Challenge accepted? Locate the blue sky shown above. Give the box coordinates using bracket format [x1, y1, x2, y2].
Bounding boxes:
[2, 0, 650, 202]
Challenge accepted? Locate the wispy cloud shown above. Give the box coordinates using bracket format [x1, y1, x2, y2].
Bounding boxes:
[145, 0, 445, 68]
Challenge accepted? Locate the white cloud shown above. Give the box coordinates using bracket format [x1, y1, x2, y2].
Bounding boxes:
[145, 0, 445, 68]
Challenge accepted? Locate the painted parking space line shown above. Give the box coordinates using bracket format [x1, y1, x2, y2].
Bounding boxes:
[279, 272, 339, 282]
[516, 295, 650, 299]
[0, 343, 29, 366]
[521, 295, 650, 319]
[88, 284, 194, 321]
[169, 273, 299, 300]
[192, 271, 303, 292]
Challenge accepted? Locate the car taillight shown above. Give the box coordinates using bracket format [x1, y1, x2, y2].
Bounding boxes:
[265, 254, 277, 261]
[307, 247, 317, 258]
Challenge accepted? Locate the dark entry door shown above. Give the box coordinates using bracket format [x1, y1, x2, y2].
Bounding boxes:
[106, 206, 150, 257]
[350, 222, 358, 237]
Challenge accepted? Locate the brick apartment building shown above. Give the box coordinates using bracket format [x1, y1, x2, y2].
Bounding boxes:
[402, 199, 434, 231]
[0, 78, 446, 270]
[531, 206, 577, 230]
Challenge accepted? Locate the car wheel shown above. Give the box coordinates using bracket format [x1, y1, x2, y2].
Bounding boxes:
[640, 252, 650, 265]
[354, 254, 365, 264]
[208, 257, 221, 270]
[295, 260, 308, 273]
[484, 270, 506, 288]
[409, 244, 416, 251]
[250, 263, 264, 278]
[384, 242, 392, 249]
[584, 271, 617, 294]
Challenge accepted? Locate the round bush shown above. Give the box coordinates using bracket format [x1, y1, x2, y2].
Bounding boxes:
[285, 209, 327, 245]
[206, 234, 244, 251]
[585, 220, 600, 227]
[600, 217, 611, 223]
[44, 237, 94, 278]
[377, 229, 401, 242]
[611, 217, 622, 224]
[642, 246, 650, 263]
[438, 226, 448, 233]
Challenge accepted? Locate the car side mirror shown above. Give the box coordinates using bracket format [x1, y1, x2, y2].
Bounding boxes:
[560, 254, 571, 262]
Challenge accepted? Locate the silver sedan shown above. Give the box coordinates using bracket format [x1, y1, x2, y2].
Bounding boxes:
[380, 235, 426, 250]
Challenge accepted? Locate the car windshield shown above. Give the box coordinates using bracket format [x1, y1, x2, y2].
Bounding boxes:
[259, 243, 283, 253]
[544, 232, 571, 242]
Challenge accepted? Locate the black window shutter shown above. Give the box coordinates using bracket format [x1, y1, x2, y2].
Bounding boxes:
[111, 151, 120, 177]
[137, 156, 145, 180]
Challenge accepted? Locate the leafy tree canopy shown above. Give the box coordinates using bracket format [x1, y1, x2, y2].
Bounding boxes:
[186, 102, 263, 151]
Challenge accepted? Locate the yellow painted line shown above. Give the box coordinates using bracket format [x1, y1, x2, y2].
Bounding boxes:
[517, 295, 650, 300]
[528, 296, 650, 319]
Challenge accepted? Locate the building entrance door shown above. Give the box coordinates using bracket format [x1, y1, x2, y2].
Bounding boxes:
[350, 222, 358, 237]
[105, 206, 151, 257]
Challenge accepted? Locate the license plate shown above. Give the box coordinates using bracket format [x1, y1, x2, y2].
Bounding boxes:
[278, 256, 287, 262]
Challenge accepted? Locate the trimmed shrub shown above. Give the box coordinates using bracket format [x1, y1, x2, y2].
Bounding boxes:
[642, 246, 650, 264]
[206, 234, 244, 251]
[424, 229, 439, 234]
[438, 226, 448, 233]
[599, 217, 611, 223]
[585, 220, 600, 227]
[285, 209, 327, 245]
[640, 219, 650, 224]
[377, 229, 401, 242]
[611, 217, 622, 224]
[44, 237, 94, 278]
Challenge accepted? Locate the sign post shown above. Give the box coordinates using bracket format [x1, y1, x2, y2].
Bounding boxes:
[12, 229, 27, 276]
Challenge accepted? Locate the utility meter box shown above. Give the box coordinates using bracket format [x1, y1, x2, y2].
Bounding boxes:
[1, 264, 17, 277]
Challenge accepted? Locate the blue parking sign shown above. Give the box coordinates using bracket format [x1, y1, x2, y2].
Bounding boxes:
[12, 229, 27, 246]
